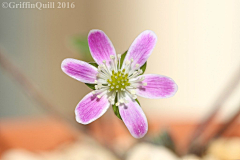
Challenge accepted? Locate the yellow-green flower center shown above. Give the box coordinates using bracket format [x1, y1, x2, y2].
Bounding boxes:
[108, 69, 130, 92]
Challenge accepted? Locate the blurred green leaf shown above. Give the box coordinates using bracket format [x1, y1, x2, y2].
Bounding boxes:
[72, 35, 92, 61]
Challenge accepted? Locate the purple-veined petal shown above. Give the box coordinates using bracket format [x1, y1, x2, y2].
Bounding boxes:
[61, 58, 98, 84]
[136, 74, 178, 99]
[88, 29, 116, 67]
[75, 92, 110, 124]
[119, 95, 148, 138]
[122, 30, 157, 69]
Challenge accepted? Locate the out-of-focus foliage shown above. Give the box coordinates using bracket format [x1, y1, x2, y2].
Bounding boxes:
[151, 130, 176, 153]
[71, 35, 93, 61]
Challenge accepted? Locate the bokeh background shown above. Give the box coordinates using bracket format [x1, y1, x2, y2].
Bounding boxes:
[1, 0, 240, 159]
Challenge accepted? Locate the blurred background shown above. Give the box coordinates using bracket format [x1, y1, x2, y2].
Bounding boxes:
[1, 0, 240, 159]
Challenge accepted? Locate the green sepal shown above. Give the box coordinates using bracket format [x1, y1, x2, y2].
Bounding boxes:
[139, 62, 147, 75]
[89, 62, 98, 68]
[84, 62, 98, 90]
[135, 99, 141, 106]
[85, 83, 95, 90]
[112, 98, 122, 120]
[120, 51, 128, 68]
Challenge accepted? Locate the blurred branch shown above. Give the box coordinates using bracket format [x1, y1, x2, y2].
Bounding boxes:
[213, 107, 240, 139]
[186, 65, 240, 155]
[0, 49, 123, 160]
[187, 107, 240, 156]
[0, 51, 81, 130]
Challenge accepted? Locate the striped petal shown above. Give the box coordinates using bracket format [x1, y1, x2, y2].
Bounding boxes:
[136, 74, 178, 99]
[119, 95, 148, 138]
[75, 92, 110, 124]
[61, 58, 98, 84]
[122, 30, 157, 70]
[88, 29, 116, 68]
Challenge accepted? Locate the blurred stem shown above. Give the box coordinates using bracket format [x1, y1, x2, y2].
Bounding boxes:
[0, 50, 123, 160]
[186, 65, 240, 155]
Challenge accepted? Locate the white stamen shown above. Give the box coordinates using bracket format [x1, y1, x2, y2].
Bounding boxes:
[98, 64, 111, 77]
[125, 90, 137, 100]
[117, 54, 121, 59]
[97, 90, 107, 99]
[130, 90, 136, 95]
[93, 50, 150, 105]
[124, 59, 134, 73]
[128, 63, 140, 75]
[92, 88, 108, 95]
[129, 69, 143, 79]
[110, 55, 117, 72]
[119, 99, 124, 103]
[117, 54, 121, 69]
[98, 83, 103, 88]
[110, 55, 115, 59]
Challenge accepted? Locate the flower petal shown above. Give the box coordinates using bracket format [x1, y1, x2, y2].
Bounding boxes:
[136, 74, 178, 99]
[123, 30, 157, 69]
[88, 29, 116, 67]
[61, 58, 98, 84]
[75, 92, 110, 124]
[119, 95, 148, 138]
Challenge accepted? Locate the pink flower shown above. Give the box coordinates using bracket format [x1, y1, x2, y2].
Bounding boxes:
[61, 30, 178, 138]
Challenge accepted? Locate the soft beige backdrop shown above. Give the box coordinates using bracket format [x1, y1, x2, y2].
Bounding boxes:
[1, 0, 240, 122]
